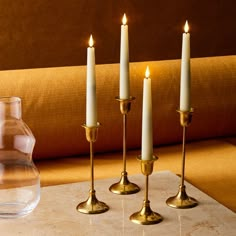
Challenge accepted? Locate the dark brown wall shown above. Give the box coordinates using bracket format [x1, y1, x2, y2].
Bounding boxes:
[0, 0, 235, 70]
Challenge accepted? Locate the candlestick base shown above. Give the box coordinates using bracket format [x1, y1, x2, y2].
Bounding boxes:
[166, 185, 198, 209]
[109, 171, 140, 195]
[130, 200, 163, 225]
[76, 190, 109, 214]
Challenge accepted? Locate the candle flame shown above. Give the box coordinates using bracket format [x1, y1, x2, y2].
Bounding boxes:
[122, 14, 127, 25]
[89, 35, 94, 47]
[145, 66, 150, 78]
[184, 21, 189, 33]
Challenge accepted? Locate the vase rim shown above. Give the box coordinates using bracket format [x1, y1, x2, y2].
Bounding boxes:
[0, 97, 21, 104]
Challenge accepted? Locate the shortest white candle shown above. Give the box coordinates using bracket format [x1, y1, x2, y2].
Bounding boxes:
[180, 20, 191, 111]
[141, 66, 153, 160]
[86, 35, 97, 127]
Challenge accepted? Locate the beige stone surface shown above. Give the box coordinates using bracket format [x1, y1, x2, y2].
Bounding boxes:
[0, 171, 235, 235]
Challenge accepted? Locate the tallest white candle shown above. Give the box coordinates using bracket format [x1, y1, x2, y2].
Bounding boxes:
[180, 21, 191, 111]
[119, 13, 130, 99]
[86, 35, 97, 127]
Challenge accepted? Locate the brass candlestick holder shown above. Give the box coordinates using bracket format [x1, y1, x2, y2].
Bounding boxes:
[166, 109, 198, 209]
[76, 123, 109, 214]
[130, 156, 163, 225]
[109, 96, 140, 195]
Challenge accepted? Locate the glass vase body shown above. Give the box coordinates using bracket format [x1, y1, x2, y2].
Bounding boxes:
[0, 97, 40, 218]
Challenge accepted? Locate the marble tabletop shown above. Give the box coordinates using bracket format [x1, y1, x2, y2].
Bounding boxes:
[0, 170, 235, 236]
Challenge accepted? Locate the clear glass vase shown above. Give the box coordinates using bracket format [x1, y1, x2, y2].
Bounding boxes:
[0, 97, 40, 218]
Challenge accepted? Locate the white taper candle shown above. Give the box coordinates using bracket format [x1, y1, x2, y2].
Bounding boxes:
[119, 13, 130, 99]
[180, 21, 191, 111]
[141, 66, 153, 160]
[86, 35, 97, 127]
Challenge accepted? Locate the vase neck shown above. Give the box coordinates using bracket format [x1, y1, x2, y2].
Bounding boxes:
[0, 97, 22, 120]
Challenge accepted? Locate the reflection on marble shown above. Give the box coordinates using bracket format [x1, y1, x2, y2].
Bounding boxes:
[0, 171, 235, 235]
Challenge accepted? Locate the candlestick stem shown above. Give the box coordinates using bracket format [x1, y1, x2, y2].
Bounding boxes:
[90, 141, 94, 191]
[145, 175, 148, 202]
[181, 126, 186, 187]
[77, 123, 109, 214]
[130, 156, 163, 225]
[109, 97, 140, 195]
[166, 109, 198, 209]
[123, 113, 127, 172]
